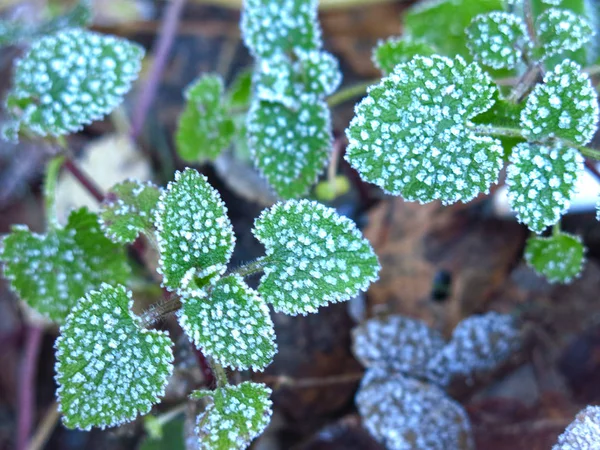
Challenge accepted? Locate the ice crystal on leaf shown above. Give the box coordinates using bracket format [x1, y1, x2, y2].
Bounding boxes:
[525, 232, 585, 283]
[253, 52, 298, 108]
[0, 208, 129, 322]
[520, 60, 599, 145]
[553, 405, 600, 450]
[55, 284, 174, 430]
[252, 200, 380, 315]
[99, 180, 161, 244]
[191, 382, 272, 450]
[506, 143, 583, 234]
[345, 55, 503, 204]
[372, 37, 436, 75]
[535, 8, 593, 61]
[178, 274, 276, 371]
[175, 75, 235, 163]
[155, 169, 235, 296]
[5, 29, 143, 139]
[466, 12, 530, 70]
[356, 369, 474, 450]
[240, 0, 321, 58]
[295, 49, 342, 97]
[247, 96, 332, 199]
[352, 315, 445, 382]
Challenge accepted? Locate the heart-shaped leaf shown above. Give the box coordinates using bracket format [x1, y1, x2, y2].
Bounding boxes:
[524, 232, 585, 283]
[535, 8, 593, 61]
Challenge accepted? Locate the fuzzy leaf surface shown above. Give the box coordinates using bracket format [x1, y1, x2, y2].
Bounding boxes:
[55, 284, 174, 430]
[372, 37, 436, 75]
[295, 49, 342, 97]
[253, 200, 380, 315]
[0, 208, 129, 322]
[525, 232, 585, 283]
[553, 406, 600, 450]
[155, 169, 235, 295]
[345, 55, 503, 204]
[535, 8, 593, 61]
[191, 382, 272, 450]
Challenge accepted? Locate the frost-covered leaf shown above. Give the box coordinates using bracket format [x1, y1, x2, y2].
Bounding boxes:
[241, 0, 321, 58]
[524, 232, 585, 283]
[553, 405, 600, 450]
[226, 69, 253, 109]
[345, 55, 503, 204]
[178, 274, 276, 371]
[0, 208, 130, 322]
[247, 96, 332, 199]
[5, 29, 143, 139]
[352, 315, 445, 382]
[175, 75, 235, 162]
[372, 37, 436, 75]
[356, 369, 474, 450]
[155, 169, 235, 295]
[506, 143, 583, 234]
[535, 8, 593, 61]
[466, 12, 530, 69]
[295, 49, 342, 97]
[99, 180, 161, 244]
[253, 52, 298, 108]
[427, 312, 521, 386]
[253, 200, 380, 315]
[55, 284, 174, 430]
[191, 382, 272, 450]
[520, 60, 599, 145]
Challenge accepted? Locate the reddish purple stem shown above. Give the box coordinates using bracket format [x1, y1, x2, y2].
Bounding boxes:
[63, 158, 104, 203]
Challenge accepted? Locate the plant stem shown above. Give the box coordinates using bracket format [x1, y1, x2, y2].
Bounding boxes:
[27, 402, 59, 450]
[208, 358, 228, 388]
[230, 256, 269, 278]
[43, 155, 65, 226]
[260, 372, 364, 389]
[552, 223, 561, 237]
[62, 158, 105, 203]
[327, 79, 377, 108]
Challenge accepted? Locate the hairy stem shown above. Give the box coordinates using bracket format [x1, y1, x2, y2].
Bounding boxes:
[62, 158, 105, 203]
[27, 402, 59, 450]
[209, 358, 228, 388]
[43, 155, 65, 226]
[327, 79, 377, 108]
[230, 256, 269, 278]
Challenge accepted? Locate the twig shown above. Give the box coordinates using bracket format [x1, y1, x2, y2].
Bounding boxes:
[62, 158, 104, 203]
[27, 402, 60, 450]
[260, 372, 363, 390]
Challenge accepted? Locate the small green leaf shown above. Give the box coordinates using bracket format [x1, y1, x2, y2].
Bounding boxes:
[252, 200, 380, 315]
[247, 96, 332, 199]
[191, 382, 272, 450]
[175, 75, 235, 162]
[372, 37, 436, 75]
[520, 60, 599, 145]
[524, 232, 585, 283]
[466, 11, 530, 69]
[226, 69, 253, 109]
[178, 274, 277, 371]
[345, 55, 503, 204]
[5, 29, 144, 139]
[55, 284, 174, 430]
[506, 142, 583, 233]
[155, 169, 235, 296]
[241, 0, 321, 58]
[295, 49, 342, 97]
[0, 208, 130, 322]
[99, 180, 161, 244]
[254, 52, 298, 108]
[534, 8, 593, 61]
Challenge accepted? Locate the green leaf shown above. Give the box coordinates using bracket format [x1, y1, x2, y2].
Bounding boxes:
[372, 37, 436, 75]
[175, 75, 236, 162]
[178, 274, 276, 371]
[155, 169, 235, 296]
[0, 208, 130, 322]
[191, 382, 272, 450]
[99, 180, 161, 244]
[466, 11, 530, 69]
[247, 96, 332, 199]
[254, 52, 298, 108]
[345, 55, 503, 204]
[506, 142, 583, 234]
[55, 284, 174, 430]
[524, 232, 585, 283]
[241, 0, 321, 58]
[295, 49, 342, 97]
[226, 69, 253, 110]
[5, 29, 144, 139]
[520, 60, 599, 145]
[140, 415, 185, 450]
[534, 8, 593, 61]
[252, 200, 380, 315]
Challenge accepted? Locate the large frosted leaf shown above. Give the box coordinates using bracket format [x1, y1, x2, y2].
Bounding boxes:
[247, 96, 332, 199]
[175, 75, 235, 162]
[345, 55, 503, 204]
[554, 406, 600, 450]
[241, 0, 321, 58]
[99, 180, 161, 244]
[55, 284, 174, 430]
[191, 382, 272, 450]
[5, 29, 143, 139]
[252, 200, 380, 315]
[155, 169, 235, 295]
[506, 143, 584, 233]
[372, 37, 436, 75]
[0, 208, 130, 322]
[524, 232, 585, 283]
[535, 8, 593, 61]
[178, 275, 276, 371]
[520, 60, 599, 145]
